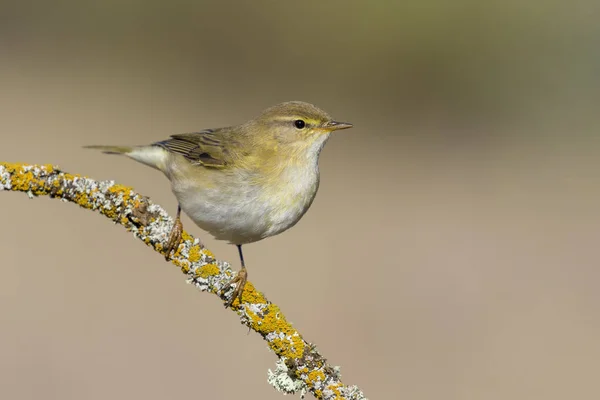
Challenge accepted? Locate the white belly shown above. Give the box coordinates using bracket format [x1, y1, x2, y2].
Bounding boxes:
[172, 167, 319, 245]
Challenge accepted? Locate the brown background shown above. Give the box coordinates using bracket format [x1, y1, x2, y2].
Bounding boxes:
[1, 1, 599, 399]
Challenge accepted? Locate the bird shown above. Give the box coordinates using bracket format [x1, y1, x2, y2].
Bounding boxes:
[85, 101, 352, 306]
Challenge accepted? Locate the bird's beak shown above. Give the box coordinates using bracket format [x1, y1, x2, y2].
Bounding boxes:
[323, 121, 354, 131]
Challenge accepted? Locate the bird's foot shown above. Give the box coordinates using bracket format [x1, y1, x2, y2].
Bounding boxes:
[223, 266, 248, 308]
[165, 215, 183, 260]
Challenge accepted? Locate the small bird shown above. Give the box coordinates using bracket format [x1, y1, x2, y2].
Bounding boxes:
[85, 101, 352, 306]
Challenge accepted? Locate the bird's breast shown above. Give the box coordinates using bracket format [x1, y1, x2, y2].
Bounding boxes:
[171, 162, 320, 245]
[261, 162, 320, 237]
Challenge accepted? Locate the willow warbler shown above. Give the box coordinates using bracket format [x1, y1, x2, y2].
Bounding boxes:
[85, 101, 352, 306]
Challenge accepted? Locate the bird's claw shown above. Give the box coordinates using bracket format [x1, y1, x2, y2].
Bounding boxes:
[165, 216, 183, 260]
[223, 266, 248, 308]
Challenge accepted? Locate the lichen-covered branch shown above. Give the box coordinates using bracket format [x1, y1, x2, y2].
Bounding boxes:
[0, 162, 367, 400]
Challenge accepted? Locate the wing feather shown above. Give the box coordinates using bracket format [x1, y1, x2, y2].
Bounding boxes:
[153, 128, 230, 168]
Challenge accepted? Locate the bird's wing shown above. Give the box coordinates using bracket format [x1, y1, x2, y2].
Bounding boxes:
[153, 128, 234, 168]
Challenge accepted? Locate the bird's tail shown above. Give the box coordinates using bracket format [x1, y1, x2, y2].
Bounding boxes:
[83, 145, 134, 155]
[84, 144, 167, 171]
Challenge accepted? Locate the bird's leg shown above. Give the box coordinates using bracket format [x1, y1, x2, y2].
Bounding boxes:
[223, 244, 248, 307]
[165, 205, 183, 260]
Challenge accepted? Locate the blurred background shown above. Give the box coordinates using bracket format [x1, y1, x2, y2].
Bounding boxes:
[1, 1, 599, 399]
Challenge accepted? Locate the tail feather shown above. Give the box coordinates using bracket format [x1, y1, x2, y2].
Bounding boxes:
[84, 144, 168, 171]
[83, 145, 134, 155]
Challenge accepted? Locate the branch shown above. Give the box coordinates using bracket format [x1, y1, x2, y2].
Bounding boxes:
[0, 162, 368, 400]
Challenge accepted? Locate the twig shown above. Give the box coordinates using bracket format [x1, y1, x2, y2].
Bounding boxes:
[0, 162, 368, 400]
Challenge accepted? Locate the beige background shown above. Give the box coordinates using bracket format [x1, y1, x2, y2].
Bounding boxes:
[1, 1, 599, 399]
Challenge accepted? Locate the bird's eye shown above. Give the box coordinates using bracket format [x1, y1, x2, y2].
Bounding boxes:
[294, 119, 306, 129]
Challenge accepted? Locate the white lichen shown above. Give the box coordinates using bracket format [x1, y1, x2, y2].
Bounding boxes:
[246, 302, 267, 316]
[268, 358, 308, 398]
[340, 385, 367, 400]
[144, 203, 174, 242]
[0, 166, 11, 190]
[190, 258, 229, 293]
[99, 180, 115, 192]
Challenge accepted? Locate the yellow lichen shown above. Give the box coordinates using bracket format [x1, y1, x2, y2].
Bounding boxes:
[196, 263, 220, 278]
[245, 303, 305, 360]
[108, 184, 133, 195]
[240, 282, 267, 305]
[51, 179, 63, 195]
[180, 232, 193, 242]
[11, 169, 39, 193]
[74, 192, 91, 209]
[307, 370, 326, 385]
[100, 204, 119, 220]
[62, 172, 81, 181]
[325, 383, 343, 399]
[170, 246, 182, 259]
[1, 164, 71, 197]
[188, 245, 202, 263]
[180, 263, 191, 274]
